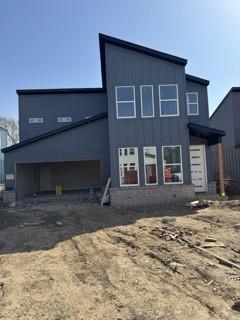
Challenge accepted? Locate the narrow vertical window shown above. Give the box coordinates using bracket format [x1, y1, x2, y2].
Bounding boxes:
[115, 86, 136, 118]
[187, 92, 199, 115]
[140, 85, 154, 117]
[143, 146, 158, 185]
[159, 84, 179, 116]
[162, 146, 183, 184]
[119, 147, 139, 186]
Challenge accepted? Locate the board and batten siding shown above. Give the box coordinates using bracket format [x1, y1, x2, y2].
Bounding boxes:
[19, 92, 107, 141]
[104, 43, 192, 188]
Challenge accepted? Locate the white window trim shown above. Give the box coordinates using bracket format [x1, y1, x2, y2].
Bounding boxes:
[143, 146, 158, 186]
[140, 85, 154, 118]
[115, 86, 136, 119]
[187, 92, 199, 115]
[118, 147, 140, 187]
[162, 145, 184, 185]
[159, 84, 179, 117]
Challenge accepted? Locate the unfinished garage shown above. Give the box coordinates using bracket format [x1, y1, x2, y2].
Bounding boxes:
[16, 160, 102, 199]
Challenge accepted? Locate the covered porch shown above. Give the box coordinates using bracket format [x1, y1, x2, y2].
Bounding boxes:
[188, 123, 226, 196]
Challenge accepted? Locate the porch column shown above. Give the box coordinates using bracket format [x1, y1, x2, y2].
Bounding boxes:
[217, 139, 225, 196]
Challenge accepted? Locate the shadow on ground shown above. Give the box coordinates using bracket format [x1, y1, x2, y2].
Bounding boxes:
[0, 196, 197, 255]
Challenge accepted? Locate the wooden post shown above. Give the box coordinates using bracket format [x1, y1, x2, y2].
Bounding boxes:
[217, 141, 225, 196]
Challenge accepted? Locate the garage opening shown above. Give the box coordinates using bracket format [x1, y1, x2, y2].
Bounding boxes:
[16, 160, 102, 199]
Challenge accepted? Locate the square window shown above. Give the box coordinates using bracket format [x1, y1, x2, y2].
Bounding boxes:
[159, 85, 179, 116]
[116, 86, 136, 118]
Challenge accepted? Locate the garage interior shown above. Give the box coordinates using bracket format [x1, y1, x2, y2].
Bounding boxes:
[16, 160, 102, 199]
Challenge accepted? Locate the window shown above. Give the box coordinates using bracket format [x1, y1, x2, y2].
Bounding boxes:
[119, 147, 139, 186]
[57, 117, 72, 123]
[143, 147, 158, 185]
[162, 146, 183, 184]
[115, 86, 136, 118]
[159, 84, 179, 116]
[187, 92, 199, 115]
[140, 85, 154, 117]
[28, 118, 44, 124]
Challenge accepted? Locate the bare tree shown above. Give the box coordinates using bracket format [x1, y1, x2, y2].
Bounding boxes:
[0, 117, 19, 144]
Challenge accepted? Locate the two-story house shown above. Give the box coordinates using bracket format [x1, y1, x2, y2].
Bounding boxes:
[0, 126, 8, 185]
[2, 34, 225, 205]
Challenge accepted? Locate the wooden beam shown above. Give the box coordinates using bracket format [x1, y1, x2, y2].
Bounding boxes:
[217, 141, 225, 196]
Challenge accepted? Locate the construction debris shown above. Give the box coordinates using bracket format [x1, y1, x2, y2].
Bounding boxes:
[205, 237, 217, 242]
[55, 221, 64, 226]
[232, 301, 240, 312]
[188, 199, 209, 208]
[234, 224, 240, 230]
[161, 216, 176, 224]
[202, 243, 226, 248]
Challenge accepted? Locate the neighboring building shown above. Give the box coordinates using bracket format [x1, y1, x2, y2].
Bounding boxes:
[0, 127, 8, 185]
[210, 88, 240, 148]
[2, 34, 225, 205]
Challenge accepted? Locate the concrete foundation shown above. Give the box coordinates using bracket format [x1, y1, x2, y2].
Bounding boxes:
[110, 184, 195, 207]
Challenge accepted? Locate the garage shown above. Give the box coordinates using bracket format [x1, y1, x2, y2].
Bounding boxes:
[16, 160, 102, 199]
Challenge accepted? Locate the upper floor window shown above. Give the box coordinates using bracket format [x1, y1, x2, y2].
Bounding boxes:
[119, 147, 139, 186]
[57, 117, 72, 123]
[140, 85, 154, 118]
[115, 86, 136, 119]
[29, 118, 44, 124]
[187, 92, 199, 115]
[159, 84, 179, 117]
[162, 145, 183, 184]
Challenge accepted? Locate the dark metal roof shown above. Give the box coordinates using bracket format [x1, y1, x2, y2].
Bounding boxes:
[188, 122, 225, 146]
[2, 112, 108, 153]
[231, 87, 240, 92]
[99, 33, 187, 88]
[186, 74, 209, 86]
[17, 87, 106, 96]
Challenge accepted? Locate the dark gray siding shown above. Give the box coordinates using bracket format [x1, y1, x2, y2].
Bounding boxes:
[19, 92, 107, 141]
[232, 91, 240, 146]
[210, 93, 235, 148]
[104, 43, 191, 188]
[5, 118, 110, 190]
[186, 80, 209, 126]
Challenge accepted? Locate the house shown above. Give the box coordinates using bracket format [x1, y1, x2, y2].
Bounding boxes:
[2, 34, 226, 205]
[210, 88, 240, 186]
[0, 126, 8, 185]
[210, 88, 240, 149]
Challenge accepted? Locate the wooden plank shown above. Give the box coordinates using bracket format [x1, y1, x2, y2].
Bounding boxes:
[100, 177, 111, 206]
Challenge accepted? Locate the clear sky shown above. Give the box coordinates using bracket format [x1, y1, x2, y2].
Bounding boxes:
[0, 0, 239, 120]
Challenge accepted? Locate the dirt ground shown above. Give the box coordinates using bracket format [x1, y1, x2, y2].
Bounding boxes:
[0, 196, 240, 320]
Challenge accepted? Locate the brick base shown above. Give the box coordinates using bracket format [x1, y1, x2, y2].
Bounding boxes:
[208, 181, 217, 194]
[3, 190, 16, 204]
[110, 184, 195, 207]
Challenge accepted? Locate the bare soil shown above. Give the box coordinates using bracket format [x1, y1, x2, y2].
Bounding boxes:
[0, 197, 240, 319]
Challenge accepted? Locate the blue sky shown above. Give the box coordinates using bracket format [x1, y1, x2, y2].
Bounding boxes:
[0, 0, 239, 119]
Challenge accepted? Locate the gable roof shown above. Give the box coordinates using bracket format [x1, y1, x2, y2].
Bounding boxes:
[99, 33, 188, 88]
[2, 112, 108, 153]
[186, 74, 209, 86]
[210, 87, 240, 119]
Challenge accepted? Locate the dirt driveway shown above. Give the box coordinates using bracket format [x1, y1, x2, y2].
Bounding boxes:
[0, 198, 240, 320]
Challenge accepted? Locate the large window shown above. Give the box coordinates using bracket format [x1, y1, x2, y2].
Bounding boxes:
[115, 86, 136, 118]
[162, 146, 183, 184]
[187, 92, 199, 115]
[119, 147, 139, 186]
[159, 84, 179, 116]
[140, 85, 154, 117]
[143, 147, 158, 185]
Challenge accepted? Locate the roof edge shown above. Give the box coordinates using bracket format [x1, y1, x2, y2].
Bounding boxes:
[17, 87, 106, 95]
[2, 112, 108, 153]
[186, 74, 209, 86]
[188, 122, 225, 136]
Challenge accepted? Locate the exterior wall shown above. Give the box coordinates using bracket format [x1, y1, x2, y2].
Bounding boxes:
[110, 184, 195, 206]
[210, 93, 235, 148]
[104, 43, 192, 188]
[4, 118, 110, 194]
[232, 91, 240, 146]
[186, 80, 209, 126]
[0, 128, 7, 184]
[19, 92, 107, 141]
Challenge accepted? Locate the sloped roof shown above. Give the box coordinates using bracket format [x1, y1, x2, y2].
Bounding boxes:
[2, 112, 108, 153]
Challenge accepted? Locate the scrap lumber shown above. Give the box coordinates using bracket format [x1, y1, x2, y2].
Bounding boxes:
[100, 177, 111, 206]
